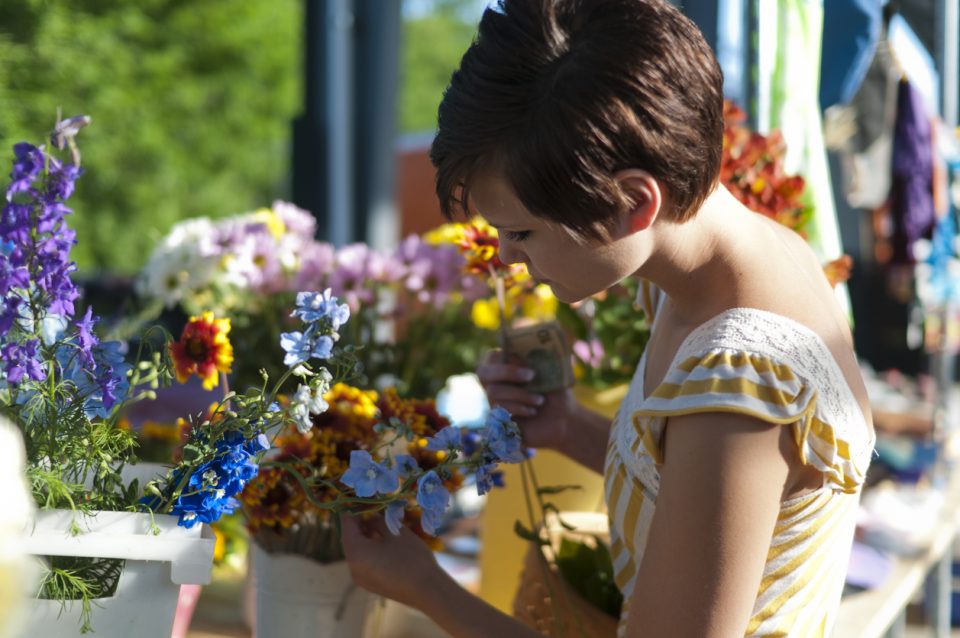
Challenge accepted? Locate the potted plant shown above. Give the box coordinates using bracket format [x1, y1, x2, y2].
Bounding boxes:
[3, 116, 360, 636]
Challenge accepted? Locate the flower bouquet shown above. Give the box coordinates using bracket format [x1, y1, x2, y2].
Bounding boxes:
[0, 117, 360, 636]
[237, 386, 525, 637]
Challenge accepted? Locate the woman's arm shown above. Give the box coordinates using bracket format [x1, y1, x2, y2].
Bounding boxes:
[555, 400, 613, 473]
[419, 570, 546, 638]
[340, 515, 543, 638]
[624, 411, 792, 637]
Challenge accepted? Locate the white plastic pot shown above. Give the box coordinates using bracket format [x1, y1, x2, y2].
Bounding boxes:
[17, 508, 215, 638]
[252, 544, 381, 638]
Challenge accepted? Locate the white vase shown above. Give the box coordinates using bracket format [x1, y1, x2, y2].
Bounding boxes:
[252, 544, 382, 638]
[17, 509, 215, 638]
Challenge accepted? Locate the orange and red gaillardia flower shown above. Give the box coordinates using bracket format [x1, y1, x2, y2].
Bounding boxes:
[170, 311, 234, 390]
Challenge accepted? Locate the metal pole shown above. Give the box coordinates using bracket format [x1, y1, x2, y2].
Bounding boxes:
[325, 0, 356, 246]
[352, 0, 401, 251]
[292, 0, 328, 238]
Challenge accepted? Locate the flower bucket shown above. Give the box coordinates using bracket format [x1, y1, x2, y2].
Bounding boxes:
[17, 509, 215, 638]
[252, 544, 381, 638]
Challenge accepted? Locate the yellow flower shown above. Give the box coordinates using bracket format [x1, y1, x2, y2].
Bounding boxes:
[169, 311, 233, 390]
[140, 420, 181, 444]
[471, 297, 510, 330]
[250, 207, 287, 239]
[325, 384, 379, 420]
[212, 525, 226, 562]
[519, 284, 558, 322]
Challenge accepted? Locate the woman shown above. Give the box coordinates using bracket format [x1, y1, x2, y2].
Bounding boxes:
[342, 1, 875, 636]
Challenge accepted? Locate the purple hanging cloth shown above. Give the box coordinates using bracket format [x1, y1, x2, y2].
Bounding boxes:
[889, 78, 935, 263]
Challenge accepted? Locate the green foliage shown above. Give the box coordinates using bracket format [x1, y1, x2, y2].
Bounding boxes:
[39, 556, 124, 634]
[0, 0, 300, 274]
[557, 279, 650, 389]
[555, 536, 624, 619]
[400, 1, 478, 133]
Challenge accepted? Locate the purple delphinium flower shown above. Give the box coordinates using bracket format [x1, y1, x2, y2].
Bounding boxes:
[93, 341, 130, 413]
[341, 450, 399, 498]
[1, 140, 83, 331]
[3, 339, 46, 384]
[68, 307, 98, 376]
[7, 143, 44, 199]
[0, 254, 29, 296]
[0, 297, 22, 334]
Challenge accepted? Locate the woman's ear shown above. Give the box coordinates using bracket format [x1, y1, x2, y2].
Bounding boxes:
[615, 169, 663, 235]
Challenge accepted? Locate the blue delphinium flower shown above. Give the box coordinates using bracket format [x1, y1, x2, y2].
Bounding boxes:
[292, 288, 351, 331]
[483, 407, 525, 463]
[341, 450, 399, 498]
[385, 501, 406, 536]
[280, 330, 334, 366]
[425, 426, 462, 454]
[394, 454, 419, 478]
[416, 470, 450, 536]
[144, 430, 262, 529]
[475, 463, 500, 496]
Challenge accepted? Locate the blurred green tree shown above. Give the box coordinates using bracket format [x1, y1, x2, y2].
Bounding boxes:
[0, 0, 301, 274]
[400, 0, 478, 133]
[0, 0, 480, 274]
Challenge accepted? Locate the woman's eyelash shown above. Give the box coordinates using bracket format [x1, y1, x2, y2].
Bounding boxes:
[503, 230, 530, 242]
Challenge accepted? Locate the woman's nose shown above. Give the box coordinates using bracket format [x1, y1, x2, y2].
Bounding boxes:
[498, 240, 524, 266]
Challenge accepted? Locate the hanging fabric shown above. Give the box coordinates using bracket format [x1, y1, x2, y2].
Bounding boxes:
[753, 0, 848, 314]
[819, 0, 883, 111]
[889, 78, 936, 264]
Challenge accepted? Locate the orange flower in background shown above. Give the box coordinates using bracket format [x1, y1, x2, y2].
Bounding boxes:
[377, 388, 451, 438]
[721, 100, 810, 234]
[823, 255, 854, 288]
[457, 220, 507, 276]
[170, 311, 233, 390]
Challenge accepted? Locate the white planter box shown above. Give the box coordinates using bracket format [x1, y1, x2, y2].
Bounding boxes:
[252, 544, 381, 638]
[17, 508, 215, 638]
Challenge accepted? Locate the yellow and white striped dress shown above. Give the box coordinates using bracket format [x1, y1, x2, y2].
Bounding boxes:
[604, 283, 874, 637]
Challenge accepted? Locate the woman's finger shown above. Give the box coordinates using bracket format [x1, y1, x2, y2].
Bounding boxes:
[477, 362, 536, 385]
[483, 383, 544, 406]
[492, 401, 538, 417]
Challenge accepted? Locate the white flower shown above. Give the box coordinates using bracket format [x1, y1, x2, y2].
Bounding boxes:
[291, 365, 313, 378]
[136, 217, 220, 308]
[294, 383, 329, 416]
[289, 401, 313, 434]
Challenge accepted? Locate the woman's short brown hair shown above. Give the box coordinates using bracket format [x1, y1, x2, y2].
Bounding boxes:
[430, 0, 724, 241]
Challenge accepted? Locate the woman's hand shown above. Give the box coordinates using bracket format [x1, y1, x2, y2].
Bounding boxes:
[476, 349, 579, 452]
[340, 513, 447, 611]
